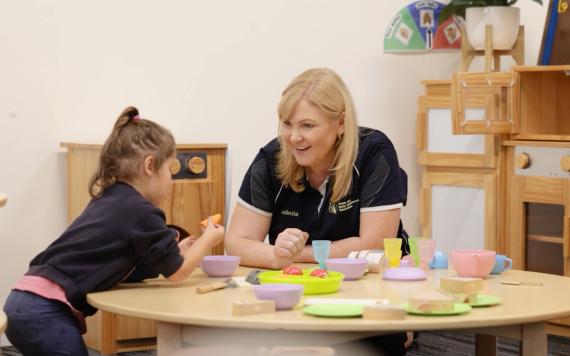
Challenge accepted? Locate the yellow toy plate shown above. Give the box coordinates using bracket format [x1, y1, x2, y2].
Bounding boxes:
[258, 269, 344, 295]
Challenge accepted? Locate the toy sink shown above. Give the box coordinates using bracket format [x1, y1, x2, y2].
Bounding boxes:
[258, 269, 344, 295]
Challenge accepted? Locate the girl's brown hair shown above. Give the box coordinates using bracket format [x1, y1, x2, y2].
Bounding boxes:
[88, 106, 176, 198]
[276, 68, 359, 202]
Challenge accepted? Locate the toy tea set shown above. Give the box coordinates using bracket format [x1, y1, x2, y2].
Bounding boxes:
[195, 236, 520, 318]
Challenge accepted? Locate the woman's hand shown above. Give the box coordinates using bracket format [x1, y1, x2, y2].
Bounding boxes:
[273, 228, 309, 268]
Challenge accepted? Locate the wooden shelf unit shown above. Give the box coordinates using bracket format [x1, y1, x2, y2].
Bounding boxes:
[418, 65, 570, 335]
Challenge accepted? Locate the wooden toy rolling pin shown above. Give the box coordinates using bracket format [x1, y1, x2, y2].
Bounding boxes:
[196, 278, 237, 294]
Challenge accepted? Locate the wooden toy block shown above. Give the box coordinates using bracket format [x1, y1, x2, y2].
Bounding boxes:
[447, 292, 479, 304]
[409, 291, 454, 312]
[363, 304, 406, 320]
[465, 293, 478, 304]
[440, 277, 484, 294]
[232, 300, 276, 316]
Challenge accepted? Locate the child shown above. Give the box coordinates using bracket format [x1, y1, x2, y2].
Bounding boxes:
[3, 106, 224, 355]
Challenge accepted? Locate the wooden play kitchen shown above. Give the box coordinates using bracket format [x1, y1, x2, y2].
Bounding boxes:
[61, 142, 226, 354]
[416, 65, 570, 335]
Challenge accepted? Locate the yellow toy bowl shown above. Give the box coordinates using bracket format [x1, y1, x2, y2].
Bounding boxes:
[258, 269, 344, 295]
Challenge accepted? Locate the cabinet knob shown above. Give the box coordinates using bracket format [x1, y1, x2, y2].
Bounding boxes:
[170, 159, 181, 175]
[0, 193, 6, 207]
[561, 155, 570, 172]
[516, 153, 531, 169]
[187, 156, 206, 175]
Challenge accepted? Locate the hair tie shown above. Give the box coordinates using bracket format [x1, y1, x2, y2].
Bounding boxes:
[132, 115, 141, 121]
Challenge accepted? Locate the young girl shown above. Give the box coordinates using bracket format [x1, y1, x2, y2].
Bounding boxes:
[3, 106, 224, 355]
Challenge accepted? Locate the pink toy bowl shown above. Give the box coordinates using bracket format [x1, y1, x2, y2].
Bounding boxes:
[200, 255, 241, 277]
[450, 249, 496, 278]
[325, 258, 368, 280]
[253, 283, 304, 310]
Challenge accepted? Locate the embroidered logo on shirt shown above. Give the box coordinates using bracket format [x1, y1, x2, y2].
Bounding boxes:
[328, 198, 360, 214]
[281, 209, 299, 217]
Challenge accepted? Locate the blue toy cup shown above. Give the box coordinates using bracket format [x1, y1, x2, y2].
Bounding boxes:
[430, 250, 448, 269]
[312, 240, 331, 269]
[491, 254, 512, 274]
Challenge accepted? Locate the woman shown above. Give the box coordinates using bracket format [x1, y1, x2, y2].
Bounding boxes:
[225, 68, 409, 268]
[225, 68, 411, 355]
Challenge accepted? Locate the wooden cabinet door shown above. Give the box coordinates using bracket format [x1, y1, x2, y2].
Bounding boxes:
[451, 72, 520, 135]
[417, 95, 497, 168]
[420, 169, 497, 254]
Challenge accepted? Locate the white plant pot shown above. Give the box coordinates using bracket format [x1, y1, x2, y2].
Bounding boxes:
[465, 6, 520, 50]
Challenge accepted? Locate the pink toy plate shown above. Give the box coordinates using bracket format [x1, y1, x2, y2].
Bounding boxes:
[382, 267, 428, 281]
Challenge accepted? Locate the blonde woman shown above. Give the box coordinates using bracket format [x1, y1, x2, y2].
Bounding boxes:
[226, 68, 411, 354]
[226, 68, 409, 269]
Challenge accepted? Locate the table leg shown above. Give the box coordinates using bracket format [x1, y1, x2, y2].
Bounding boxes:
[475, 334, 497, 356]
[157, 322, 182, 356]
[521, 322, 547, 356]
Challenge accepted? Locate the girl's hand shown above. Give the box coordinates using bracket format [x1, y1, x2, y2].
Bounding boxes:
[178, 236, 196, 252]
[201, 216, 225, 247]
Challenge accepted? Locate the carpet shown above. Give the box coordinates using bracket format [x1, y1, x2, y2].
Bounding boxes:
[2, 332, 570, 355]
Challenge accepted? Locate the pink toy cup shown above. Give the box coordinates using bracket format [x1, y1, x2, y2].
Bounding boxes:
[450, 249, 496, 278]
[416, 238, 436, 270]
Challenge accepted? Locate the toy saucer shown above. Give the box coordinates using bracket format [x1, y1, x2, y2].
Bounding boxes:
[469, 294, 501, 307]
[404, 303, 471, 316]
[383, 267, 428, 281]
[303, 304, 363, 318]
[258, 269, 344, 295]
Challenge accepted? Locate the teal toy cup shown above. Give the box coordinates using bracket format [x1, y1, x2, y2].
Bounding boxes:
[312, 240, 331, 269]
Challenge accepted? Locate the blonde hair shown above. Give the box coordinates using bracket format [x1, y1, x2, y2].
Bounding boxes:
[89, 106, 176, 198]
[276, 68, 359, 202]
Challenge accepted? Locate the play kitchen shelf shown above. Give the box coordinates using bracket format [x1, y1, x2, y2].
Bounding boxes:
[416, 65, 570, 336]
[451, 65, 570, 139]
[61, 142, 227, 354]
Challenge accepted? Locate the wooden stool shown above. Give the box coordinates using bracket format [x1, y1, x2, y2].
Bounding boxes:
[461, 25, 524, 72]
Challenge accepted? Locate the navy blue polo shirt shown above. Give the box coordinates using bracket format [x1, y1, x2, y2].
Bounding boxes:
[237, 127, 409, 254]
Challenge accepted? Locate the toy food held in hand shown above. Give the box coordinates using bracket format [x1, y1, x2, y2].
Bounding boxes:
[199, 213, 222, 228]
[282, 266, 303, 276]
[310, 269, 329, 278]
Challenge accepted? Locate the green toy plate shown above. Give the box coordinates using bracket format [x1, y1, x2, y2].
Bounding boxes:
[258, 269, 344, 295]
[469, 294, 501, 307]
[303, 304, 364, 318]
[404, 303, 472, 316]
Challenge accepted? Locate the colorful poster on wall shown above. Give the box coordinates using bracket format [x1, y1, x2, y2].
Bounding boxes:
[384, 0, 464, 52]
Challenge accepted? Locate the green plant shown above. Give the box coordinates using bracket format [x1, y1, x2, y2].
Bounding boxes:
[439, 0, 543, 22]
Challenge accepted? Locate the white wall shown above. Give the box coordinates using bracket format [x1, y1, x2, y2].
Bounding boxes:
[0, 0, 548, 328]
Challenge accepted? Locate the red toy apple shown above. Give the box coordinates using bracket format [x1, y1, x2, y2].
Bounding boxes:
[282, 265, 303, 275]
[310, 269, 328, 278]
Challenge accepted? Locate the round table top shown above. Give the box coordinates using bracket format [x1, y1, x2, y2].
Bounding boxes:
[87, 266, 570, 332]
[0, 310, 7, 334]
